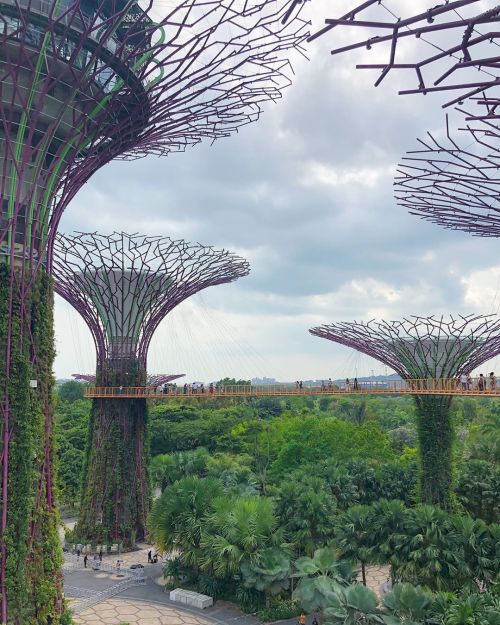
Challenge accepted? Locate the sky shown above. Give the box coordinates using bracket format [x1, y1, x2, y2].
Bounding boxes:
[53, 0, 500, 382]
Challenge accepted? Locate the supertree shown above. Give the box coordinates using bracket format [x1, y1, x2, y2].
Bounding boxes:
[285, 0, 500, 117]
[0, 1, 306, 621]
[72, 373, 186, 386]
[310, 314, 500, 508]
[52, 231, 249, 546]
[395, 112, 500, 235]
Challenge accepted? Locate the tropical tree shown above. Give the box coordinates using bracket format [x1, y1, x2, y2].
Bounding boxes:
[382, 583, 436, 625]
[199, 496, 284, 579]
[293, 548, 357, 622]
[391, 505, 466, 591]
[456, 459, 500, 523]
[273, 474, 337, 556]
[148, 476, 222, 568]
[334, 505, 375, 586]
[150, 448, 210, 492]
[368, 500, 408, 584]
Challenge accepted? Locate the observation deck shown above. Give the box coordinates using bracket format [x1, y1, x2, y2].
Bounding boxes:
[83, 377, 500, 399]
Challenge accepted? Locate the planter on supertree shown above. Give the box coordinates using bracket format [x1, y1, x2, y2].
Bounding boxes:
[284, 0, 500, 118]
[310, 314, 500, 508]
[0, 0, 306, 620]
[53, 231, 250, 546]
[395, 112, 500, 235]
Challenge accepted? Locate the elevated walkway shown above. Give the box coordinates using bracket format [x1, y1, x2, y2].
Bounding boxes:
[83, 377, 500, 399]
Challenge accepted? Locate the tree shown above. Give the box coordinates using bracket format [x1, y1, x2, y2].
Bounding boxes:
[457, 459, 500, 523]
[293, 548, 357, 622]
[200, 496, 284, 579]
[382, 583, 436, 625]
[334, 505, 375, 586]
[273, 474, 337, 556]
[368, 499, 408, 585]
[150, 448, 210, 492]
[391, 505, 466, 592]
[148, 476, 222, 568]
[58, 380, 85, 403]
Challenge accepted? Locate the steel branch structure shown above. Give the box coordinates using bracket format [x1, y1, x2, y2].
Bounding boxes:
[395, 113, 500, 235]
[310, 314, 500, 507]
[72, 373, 186, 386]
[0, 1, 305, 619]
[53, 231, 250, 372]
[287, 0, 500, 115]
[53, 231, 249, 546]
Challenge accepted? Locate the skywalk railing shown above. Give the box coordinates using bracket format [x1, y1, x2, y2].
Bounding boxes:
[83, 377, 500, 398]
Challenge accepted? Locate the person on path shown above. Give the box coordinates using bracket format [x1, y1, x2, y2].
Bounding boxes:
[148, 550, 152, 563]
[76, 548, 80, 559]
[299, 380, 303, 390]
[345, 378, 351, 391]
[353, 377, 359, 390]
[83, 554, 88, 569]
[460, 373, 467, 390]
[478, 374, 485, 391]
[489, 372, 496, 391]
[298, 613, 306, 625]
[99, 549, 103, 562]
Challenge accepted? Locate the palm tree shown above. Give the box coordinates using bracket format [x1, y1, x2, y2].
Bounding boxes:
[369, 499, 408, 584]
[334, 505, 375, 586]
[199, 496, 285, 579]
[148, 475, 222, 568]
[241, 547, 291, 606]
[324, 584, 384, 625]
[391, 505, 465, 592]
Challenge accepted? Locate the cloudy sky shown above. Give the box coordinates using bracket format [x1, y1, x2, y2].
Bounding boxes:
[53, 0, 500, 382]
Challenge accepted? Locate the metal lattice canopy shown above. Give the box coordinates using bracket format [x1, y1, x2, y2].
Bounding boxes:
[0, 0, 307, 273]
[310, 314, 500, 379]
[284, 1, 500, 116]
[72, 372, 185, 385]
[395, 111, 500, 236]
[53, 231, 250, 367]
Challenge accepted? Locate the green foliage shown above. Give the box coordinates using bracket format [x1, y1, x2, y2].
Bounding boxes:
[414, 396, 454, 508]
[77, 392, 151, 546]
[457, 459, 499, 523]
[58, 380, 85, 403]
[150, 447, 210, 491]
[272, 473, 337, 556]
[293, 548, 357, 614]
[200, 496, 285, 578]
[241, 548, 291, 596]
[258, 598, 301, 622]
[324, 584, 383, 625]
[149, 476, 223, 563]
[334, 505, 374, 586]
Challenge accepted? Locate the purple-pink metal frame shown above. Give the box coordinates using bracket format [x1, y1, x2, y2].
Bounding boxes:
[395, 111, 500, 236]
[310, 314, 500, 379]
[53, 231, 250, 373]
[0, 2, 305, 618]
[72, 373, 186, 386]
[285, 1, 500, 116]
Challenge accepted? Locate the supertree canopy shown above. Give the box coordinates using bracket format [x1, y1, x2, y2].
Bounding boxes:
[310, 314, 500, 507]
[0, 1, 305, 620]
[53, 231, 249, 546]
[395, 112, 500, 236]
[285, 0, 500, 116]
[72, 373, 186, 386]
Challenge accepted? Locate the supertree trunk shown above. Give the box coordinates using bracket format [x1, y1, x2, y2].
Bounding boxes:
[77, 366, 150, 548]
[413, 395, 454, 510]
[0, 266, 63, 624]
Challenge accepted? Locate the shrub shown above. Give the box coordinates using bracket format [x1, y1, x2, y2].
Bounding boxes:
[258, 599, 301, 622]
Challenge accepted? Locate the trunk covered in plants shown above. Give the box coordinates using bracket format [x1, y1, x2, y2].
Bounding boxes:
[77, 363, 150, 547]
[0, 265, 63, 624]
[413, 394, 454, 509]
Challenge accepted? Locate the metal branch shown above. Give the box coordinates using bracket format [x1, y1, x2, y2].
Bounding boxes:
[53, 231, 250, 369]
[395, 111, 500, 235]
[288, 0, 500, 114]
[310, 314, 500, 378]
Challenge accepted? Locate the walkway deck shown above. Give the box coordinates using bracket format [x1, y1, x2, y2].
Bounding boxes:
[83, 378, 500, 399]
